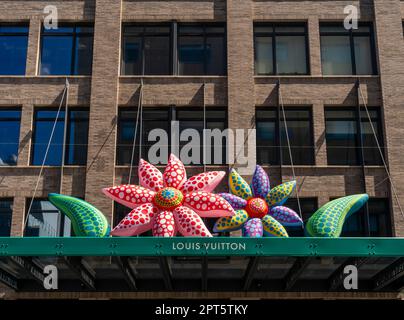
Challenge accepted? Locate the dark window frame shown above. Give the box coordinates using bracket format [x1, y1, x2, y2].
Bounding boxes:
[253, 22, 310, 75]
[0, 198, 13, 237]
[319, 22, 378, 75]
[324, 106, 384, 165]
[177, 23, 227, 76]
[0, 107, 22, 166]
[30, 107, 90, 166]
[256, 106, 315, 165]
[121, 23, 173, 75]
[0, 23, 29, 75]
[39, 23, 94, 76]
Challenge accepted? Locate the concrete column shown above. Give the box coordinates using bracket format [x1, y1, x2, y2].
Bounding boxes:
[85, 0, 122, 222]
[226, 0, 256, 174]
[373, 0, 404, 236]
[25, 17, 41, 76]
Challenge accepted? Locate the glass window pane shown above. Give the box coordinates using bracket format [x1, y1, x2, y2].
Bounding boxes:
[74, 36, 93, 75]
[25, 200, 71, 237]
[256, 118, 277, 165]
[66, 110, 89, 165]
[0, 199, 13, 237]
[276, 36, 307, 75]
[361, 109, 383, 165]
[122, 36, 142, 75]
[0, 28, 28, 75]
[0, 110, 21, 166]
[354, 36, 373, 75]
[206, 36, 225, 75]
[144, 36, 170, 75]
[320, 25, 347, 33]
[321, 36, 352, 75]
[32, 110, 65, 166]
[275, 26, 305, 33]
[255, 36, 273, 75]
[325, 109, 358, 165]
[40, 36, 73, 75]
[178, 36, 205, 75]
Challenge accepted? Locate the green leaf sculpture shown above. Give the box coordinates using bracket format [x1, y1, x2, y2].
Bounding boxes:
[48, 193, 110, 237]
[305, 194, 369, 238]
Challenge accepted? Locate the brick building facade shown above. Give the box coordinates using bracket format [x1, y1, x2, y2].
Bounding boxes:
[0, 0, 404, 298]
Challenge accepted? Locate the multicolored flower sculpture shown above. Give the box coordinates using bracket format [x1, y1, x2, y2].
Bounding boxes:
[103, 154, 235, 237]
[213, 166, 303, 237]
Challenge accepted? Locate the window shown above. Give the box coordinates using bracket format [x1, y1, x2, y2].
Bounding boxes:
[117, 108, 170, 165]
[0, 199, 13, 236]
[285, 198, 317, 237]
[256, 108, 314, 165]
[0, 109, 21, 166]
[254, 24, 308, 75]
[325, 107, 383, 165]
[24, 199, 71, 237]
[320, 23, 376, 75]
[178, 25, 226, 75]
[117, 107, 227, 165]
[0, 25, 28, 75]
[341, 198, 391, 237]
[31, 108, 89, 166]
[122, 25, 171, 75]
[40, 25, 94, 75]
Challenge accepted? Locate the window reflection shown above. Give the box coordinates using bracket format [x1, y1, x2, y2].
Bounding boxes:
[0, 25, 29, 75]
[0, 109, 21, 166]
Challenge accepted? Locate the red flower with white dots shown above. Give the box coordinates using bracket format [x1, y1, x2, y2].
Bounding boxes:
[103, 154, 234, 237]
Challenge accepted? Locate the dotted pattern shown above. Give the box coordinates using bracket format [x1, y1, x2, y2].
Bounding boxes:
[153, 187, 184, 210]
[218, 193, 247, 210]
[103, 184, 155, 209]
[213, 209, 248, 232]
[174, 206, 212, 237]
[138, 159, 164, 192]
[262, 214, 289, 237]
[306, 194, 369, 238]
[242, 218, 263, 237]
[163, 154, 187, 189]
[181, 171, 225, 193]
[111, 203, 158, 236]
[265, 181, 296, 207]
[251, 165, 270, 199]
[245, 197, 268, 219]
[269, 206, 303, 227]
[229, 169, 253, 200]
[183, 191, 235, 218]
[152, 211, 176, 237]
[48, 194, 109, 238]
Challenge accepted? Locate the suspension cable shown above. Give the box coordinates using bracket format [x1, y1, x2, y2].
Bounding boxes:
[203, 82, 207, 172]
[128, 80, 143, 185]
[358, 85, 404, 220]
[60, 78, 70, 195]
[278, 79, 303, 224]
[23, 83, 68, 233]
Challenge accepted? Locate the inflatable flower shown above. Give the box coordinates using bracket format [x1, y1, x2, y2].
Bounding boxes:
[103, 154, 235, 237]
[213, 166, 303, 237]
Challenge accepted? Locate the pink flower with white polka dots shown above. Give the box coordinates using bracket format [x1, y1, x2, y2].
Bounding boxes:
[103, 154, 235, 237]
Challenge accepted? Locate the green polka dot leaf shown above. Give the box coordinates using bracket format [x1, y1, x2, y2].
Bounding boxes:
[305, 194, 369, 238]
[48, 193, 110, 237]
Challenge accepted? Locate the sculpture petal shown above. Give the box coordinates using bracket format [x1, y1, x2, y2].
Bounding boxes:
[173, 206, 212, 237]
[138, 158, 164, 192]
[152, 210, 176, 237]
[305, 194, 369, 238]
[229, 168, 253, 200]
[181, 171, 225, 193]
[219, 193, 247, 210]
[262, 214, 289, 237]
[183, 191, 235, 217]
[163, 153, 187, 189]
[269, 206, 303, 227]
[102, 184, 155, 209]
[213, 209, 249, 232]
[251, 165, 270, 198]
[242, 218, 263, 238]
[111, 203, 158, 236]
[265, 180, 296, 207]
[48, 193, 110, 237]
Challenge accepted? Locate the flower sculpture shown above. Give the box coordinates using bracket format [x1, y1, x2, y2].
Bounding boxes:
[103, 154, 235, 237]
[213, 166, 303, 237]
